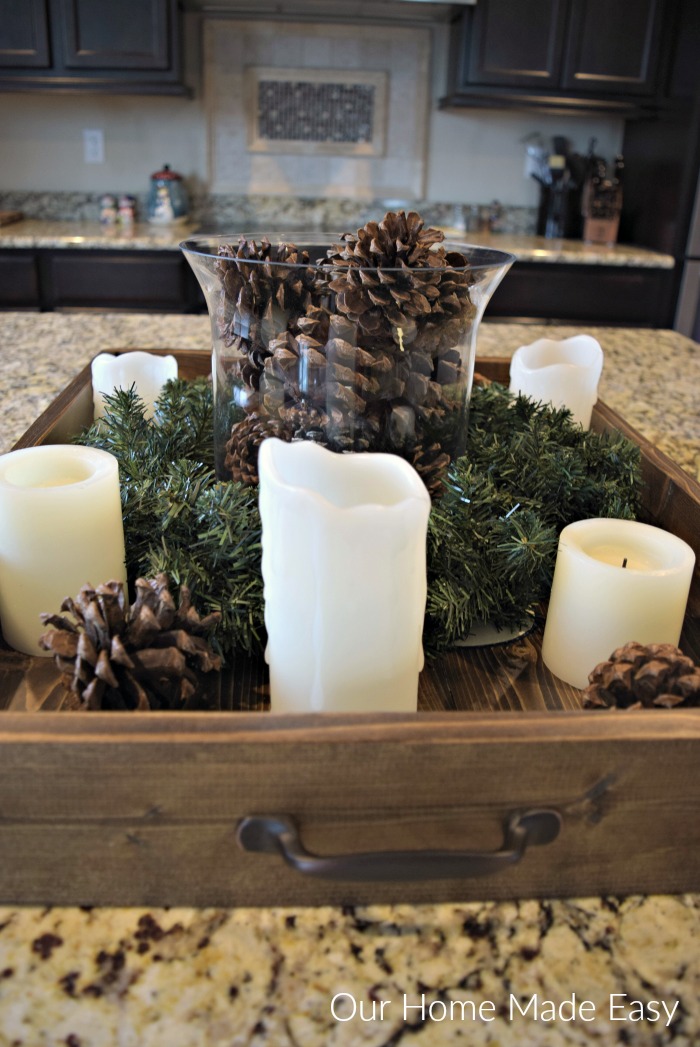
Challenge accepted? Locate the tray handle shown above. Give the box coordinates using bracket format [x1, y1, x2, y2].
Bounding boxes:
[236, 809, 562, 882]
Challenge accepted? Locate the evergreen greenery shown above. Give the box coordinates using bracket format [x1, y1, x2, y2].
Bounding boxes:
[78, 378, 641, 658]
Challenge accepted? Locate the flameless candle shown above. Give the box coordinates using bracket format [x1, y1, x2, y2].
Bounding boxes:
[0, 445, 127, 656]
[509, 335, 604, 429]
[92, 351, 178, 420]
[542, 518, 695, 689]
[258, 438, 431, 713]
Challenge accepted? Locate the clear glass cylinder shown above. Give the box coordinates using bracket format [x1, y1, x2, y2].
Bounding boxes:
[181, 225, 514, 495]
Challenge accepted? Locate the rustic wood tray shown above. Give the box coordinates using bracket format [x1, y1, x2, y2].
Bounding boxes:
[0, 349, 699, 907]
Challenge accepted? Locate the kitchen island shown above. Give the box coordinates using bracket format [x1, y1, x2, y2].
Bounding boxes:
[0, 312, 698, 1046]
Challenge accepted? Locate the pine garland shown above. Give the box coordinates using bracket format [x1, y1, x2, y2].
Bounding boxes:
[77, 378, 641, 658]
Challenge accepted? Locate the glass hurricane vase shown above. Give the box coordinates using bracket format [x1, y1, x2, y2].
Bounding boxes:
[181, 222, 513, 496]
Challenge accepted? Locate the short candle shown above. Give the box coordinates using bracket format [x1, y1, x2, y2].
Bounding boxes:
[541, 518, 695, 689]
[0, 445, 127, 656]
[91, 350, 178, 421]
[508, 335, 603, 429]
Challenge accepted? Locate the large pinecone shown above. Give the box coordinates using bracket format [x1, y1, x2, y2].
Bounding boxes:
[224, 414, 292, 485]
[39, 575, 222, 711]
[323, 210, 475, 351]
[583, 641, 700, 710]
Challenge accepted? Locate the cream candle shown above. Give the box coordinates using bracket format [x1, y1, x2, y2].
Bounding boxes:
[0, 445, 127, 656]
[92, 351, 178, 420]
[509, 335, 604, 429]
[542, 518, 695, 689]
[258, 438, 431, 714]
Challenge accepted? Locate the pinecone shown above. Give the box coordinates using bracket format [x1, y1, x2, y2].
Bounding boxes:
[39, 575, 222, 711]
[323, 210, 474, 351]
[224, 414, 292, 485]
[278, 401, 330, 444]
[215, 237, 323, 387]
[583, 641, 700, 710]
[409, 441, 451, 498]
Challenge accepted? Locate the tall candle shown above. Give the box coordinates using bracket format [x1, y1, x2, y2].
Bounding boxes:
[258, 438, 431, 713]
[542, 518, 695, 689]
[0, 445, 127, 655]
[509, 335, 603, 429]
[92, 351, 178, 420]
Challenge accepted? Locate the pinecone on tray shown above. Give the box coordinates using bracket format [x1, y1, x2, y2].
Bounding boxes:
[39, 574, 222, 711]
[583, 641, 700, 710]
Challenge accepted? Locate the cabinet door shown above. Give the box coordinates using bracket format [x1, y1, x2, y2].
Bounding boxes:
[465, 0, 568, 88]
[58, 0, 170, 70]
[561, 0, 664, 95]
[0, 0, 50, 68]
[45, 252, 189, 311]
[0, 252, 40, 308]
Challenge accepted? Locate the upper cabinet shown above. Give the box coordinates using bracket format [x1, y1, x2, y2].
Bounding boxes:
[560, 0, 664, 96]
[0, 0, 187, 94]
[443, 0, 680, 116]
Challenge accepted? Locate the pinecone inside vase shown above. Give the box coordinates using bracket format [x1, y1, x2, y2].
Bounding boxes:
[323, 210, 475, 351]
[39, 575, 222, 711]
[224, 413, 293, 485]
[215, 236, 322, 390]
[215, 212, 479, 497]
[583, 641, 700, 710]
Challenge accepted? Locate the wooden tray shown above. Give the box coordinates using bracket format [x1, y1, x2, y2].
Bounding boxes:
[0, 349, 699, 907]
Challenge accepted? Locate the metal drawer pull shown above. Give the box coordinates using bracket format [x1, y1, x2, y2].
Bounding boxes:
[236, 809, 562, 882]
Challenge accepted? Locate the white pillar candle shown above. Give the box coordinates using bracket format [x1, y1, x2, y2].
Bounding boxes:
[509, 335, 604, 428]
[0, 445, 127, 656]
[258, 438, 431, 714]
[542, 518, 695, 689]
[92, 351, 178, 420]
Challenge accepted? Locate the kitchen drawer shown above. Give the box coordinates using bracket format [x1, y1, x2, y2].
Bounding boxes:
[44, 250, 190, 311]
[1, 351, 698, 908]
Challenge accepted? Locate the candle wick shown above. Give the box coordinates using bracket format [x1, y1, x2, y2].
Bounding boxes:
[622, 558, 628, 568]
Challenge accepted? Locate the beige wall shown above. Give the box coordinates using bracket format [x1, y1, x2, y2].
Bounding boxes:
[0, 16, 624, 207]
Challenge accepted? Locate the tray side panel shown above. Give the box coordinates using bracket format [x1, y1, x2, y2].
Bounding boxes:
[0, 714, 699, 905]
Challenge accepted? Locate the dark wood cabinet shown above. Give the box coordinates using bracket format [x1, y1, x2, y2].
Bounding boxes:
[463, 0, 568, 89]
[484, 261, 673, 327]
[0, 249, 201, 313]
[0, 0, 50, 68]
[0, 247, 671, 326]
[0, 252, 41, 308]
[444, 0, 674, 115]
[560, 0, 664, 96]
[44, 251, 192, 311]
[0, 0, 186, 94]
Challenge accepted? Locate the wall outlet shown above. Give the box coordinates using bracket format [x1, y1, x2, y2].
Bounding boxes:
[83, 128, 105, 164]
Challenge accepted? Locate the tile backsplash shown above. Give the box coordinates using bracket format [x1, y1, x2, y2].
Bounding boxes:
[0, 189, 537, 236]
[204, 20, 431, 200]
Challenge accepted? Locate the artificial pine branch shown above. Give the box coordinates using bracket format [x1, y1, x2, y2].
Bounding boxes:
[76, 377, 641, 660]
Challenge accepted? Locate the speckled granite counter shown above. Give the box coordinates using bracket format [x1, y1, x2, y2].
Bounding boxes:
[1, 313, 696, 477]
[0, 312, 699, 1046]
[0, 219, 198, 251]
[0, 218, 675, 268]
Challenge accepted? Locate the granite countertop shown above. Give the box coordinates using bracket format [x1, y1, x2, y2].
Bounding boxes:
[440, 229, 676, 269]
[0, 312, 699, 1045]
[0, 219, 198, 251]
[0, 218, 676, 268]
[1, 313, 696, 478]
